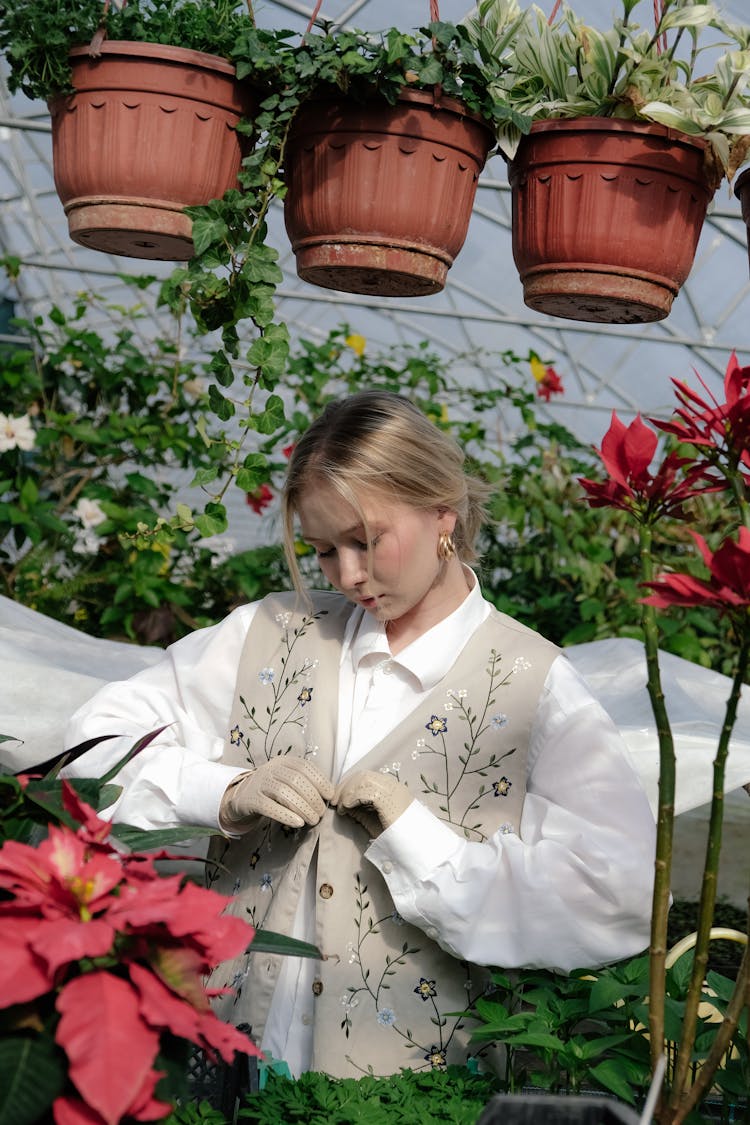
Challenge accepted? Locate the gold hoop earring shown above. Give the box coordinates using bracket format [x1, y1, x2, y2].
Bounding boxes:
[437, 530, 456, 561]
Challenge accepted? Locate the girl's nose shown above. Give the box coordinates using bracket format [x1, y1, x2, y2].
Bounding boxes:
[338, 548, 367, 588]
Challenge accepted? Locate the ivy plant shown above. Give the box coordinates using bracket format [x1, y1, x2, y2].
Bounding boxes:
[0, 0, 253, 101]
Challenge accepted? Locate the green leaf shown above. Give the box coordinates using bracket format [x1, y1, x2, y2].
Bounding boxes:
[248, 930, 322, 958]
[191, 214, 229, 255]
[194, 502, 227, 538]
[208, 383, 235, 422]
[588, 1058, 638, 1103]
[191, 466, 220, 488]
[0, 1036, 65, 1125]
[111, 823, 219, 850]
[254, 393, 286, 435]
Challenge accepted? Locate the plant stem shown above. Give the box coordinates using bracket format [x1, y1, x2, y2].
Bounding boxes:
[668, 622, 750, 1114]
[673, 943, 749, 1122]
[641, 522, 676, 1114]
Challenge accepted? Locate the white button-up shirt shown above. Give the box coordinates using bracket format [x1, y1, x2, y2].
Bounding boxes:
[65, 579, 656, 1075]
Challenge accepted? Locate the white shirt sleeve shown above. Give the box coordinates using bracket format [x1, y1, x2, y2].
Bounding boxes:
[365, 654, 657, 972]
[62, 603, 257, 829]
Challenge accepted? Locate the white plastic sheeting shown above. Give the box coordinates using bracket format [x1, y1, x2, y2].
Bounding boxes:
[1, 595, 750, 818]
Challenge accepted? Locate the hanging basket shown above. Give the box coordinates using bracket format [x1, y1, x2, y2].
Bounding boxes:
[283, 89, 494, 297]
[507, 118, 715, 324]
[48, 41, 256, 261]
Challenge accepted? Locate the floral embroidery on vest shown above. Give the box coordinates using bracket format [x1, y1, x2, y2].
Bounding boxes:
[227, 608, 326, 766]
[208, 591, 559, 1078]
[409, 648, 530, 841]
[338, 873, 490, 1074]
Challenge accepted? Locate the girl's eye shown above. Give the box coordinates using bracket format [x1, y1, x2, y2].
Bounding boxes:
[317, 547, 335, 559]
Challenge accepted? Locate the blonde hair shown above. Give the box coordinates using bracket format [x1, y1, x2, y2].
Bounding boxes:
[281, 390, 492, 591]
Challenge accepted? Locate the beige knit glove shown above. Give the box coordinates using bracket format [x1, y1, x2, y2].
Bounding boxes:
[220, 758, 335, 832]
[334, 770, 413, 838]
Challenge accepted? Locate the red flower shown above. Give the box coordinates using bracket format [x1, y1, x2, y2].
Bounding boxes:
[579, 411, 713, 521]
[655, 351, 750, 475]
[537, 365, 564, 401]
[0, 791, 259, 1123]
[282, 443, 295, 459]
[246, 483, 273, 514]
[642, 527, 750, 611]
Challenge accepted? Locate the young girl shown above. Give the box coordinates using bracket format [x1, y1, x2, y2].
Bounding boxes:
[64, 390, 656, 1078]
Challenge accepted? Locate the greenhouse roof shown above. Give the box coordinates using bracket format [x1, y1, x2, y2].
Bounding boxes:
[2, 0, 750, 449]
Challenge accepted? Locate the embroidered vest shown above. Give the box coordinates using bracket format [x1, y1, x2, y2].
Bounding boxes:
[208, 591, 558, 1077]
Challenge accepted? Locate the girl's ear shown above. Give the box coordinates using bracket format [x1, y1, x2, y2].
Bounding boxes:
[436, 507, 458, 534]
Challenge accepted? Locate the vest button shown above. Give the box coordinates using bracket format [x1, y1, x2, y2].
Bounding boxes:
[312, 979, 324, 996]
[319, 882, 334, 899]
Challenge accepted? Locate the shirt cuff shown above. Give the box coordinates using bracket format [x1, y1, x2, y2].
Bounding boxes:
[365, 800, 464, 889]
[176, 761, 248, 829]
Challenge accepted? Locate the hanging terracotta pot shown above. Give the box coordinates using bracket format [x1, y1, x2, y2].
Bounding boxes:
[48, 41, 256, 261]
[283, 89, 494, 297]
[507, 118, 716, 324]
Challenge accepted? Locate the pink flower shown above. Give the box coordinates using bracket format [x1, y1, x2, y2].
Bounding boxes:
[0, 789, 259, 1122]
[655, 351, 750, 478]
[579, 411, 715, 521]
[530, 354, 564, 401]
[537, 366, 564, 401]
[642, 527, 750, 612]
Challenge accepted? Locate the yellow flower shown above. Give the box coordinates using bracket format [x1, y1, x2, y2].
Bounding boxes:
[345, 333, 366, 357]
[529, 354, 547, 384]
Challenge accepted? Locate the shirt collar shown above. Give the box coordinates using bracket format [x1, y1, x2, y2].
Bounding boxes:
[346, 569, 491, 691]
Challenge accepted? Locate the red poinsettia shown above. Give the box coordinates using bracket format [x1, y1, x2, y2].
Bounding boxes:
[641, 526, 750, 611]
[654, 350, 750, 475]
[0, 781, 259, 1125]
[579, 410, 713, 521]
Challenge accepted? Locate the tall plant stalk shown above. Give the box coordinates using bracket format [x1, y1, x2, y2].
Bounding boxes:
[641, 524, 676, 1092]
[668, 631, 750, 1121]
[580, 354, 750, 1123]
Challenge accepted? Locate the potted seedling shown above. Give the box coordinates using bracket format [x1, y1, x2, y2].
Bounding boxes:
[463, 0, 750, 324]
[0, 0, 257, 260]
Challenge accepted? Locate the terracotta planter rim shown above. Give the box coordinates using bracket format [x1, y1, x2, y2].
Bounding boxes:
[299, 85, 493, 132]
[67, 39, 236, 76]
[518, 115, 708, 153]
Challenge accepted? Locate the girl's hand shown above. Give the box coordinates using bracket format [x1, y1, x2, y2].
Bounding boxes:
[334, 771, 413, 837]
[220, 758, 335, 831]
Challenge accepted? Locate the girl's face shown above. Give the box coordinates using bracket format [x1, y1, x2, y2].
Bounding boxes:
[296, 481, 465, 634]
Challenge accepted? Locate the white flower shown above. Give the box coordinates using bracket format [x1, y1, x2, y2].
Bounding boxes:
[258, 667, 275, 685]
[0, 413, 35, 453]
[491, 714, 509, 730]
[72, 529, 101, 556]
[75, 497, 107, 528]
